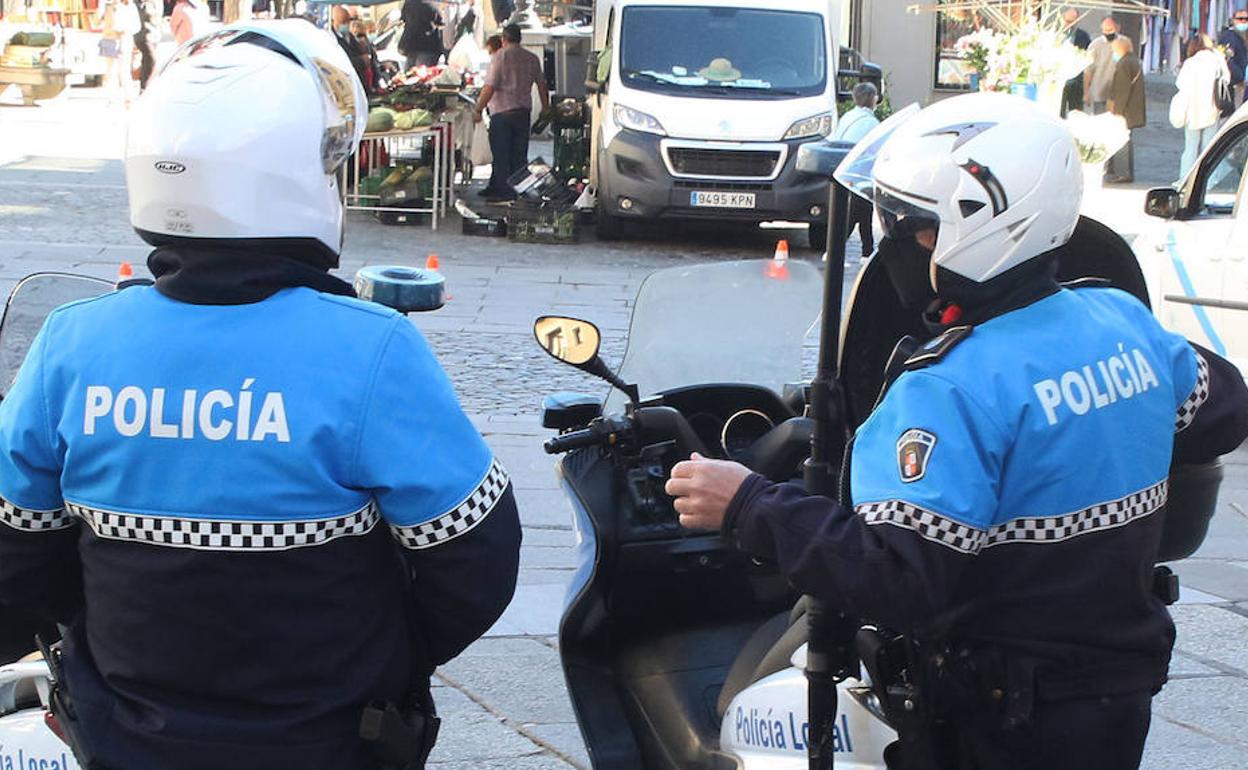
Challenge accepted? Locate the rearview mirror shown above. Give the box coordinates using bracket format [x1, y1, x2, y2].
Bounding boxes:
[533, 315, 638, 404]
[585, 49, 609, 94]
[1144, 187, 1181, 220]
[534, 316, 602, 365]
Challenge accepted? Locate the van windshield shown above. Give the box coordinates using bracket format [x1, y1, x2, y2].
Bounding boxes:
[618, 6, 826, 98]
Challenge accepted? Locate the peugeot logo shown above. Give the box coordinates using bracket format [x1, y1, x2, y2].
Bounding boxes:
[154, 161, 186, 174]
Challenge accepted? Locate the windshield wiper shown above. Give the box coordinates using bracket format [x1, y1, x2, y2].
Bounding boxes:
[699, 84, 806, 97]
[623, 70, 682, 87]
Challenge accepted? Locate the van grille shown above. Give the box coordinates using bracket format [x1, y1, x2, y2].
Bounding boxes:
[667, 148, 781, 178]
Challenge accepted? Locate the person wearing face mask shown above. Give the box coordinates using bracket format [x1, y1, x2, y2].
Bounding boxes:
[1219, 7, 1248, 108]
[1084, 16, 1122, 114]
[665, 92, 1248, 770]
[1106, 36, 1145, 183]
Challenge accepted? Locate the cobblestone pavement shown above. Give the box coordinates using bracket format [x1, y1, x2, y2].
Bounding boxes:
[3, 81, 1247, 770]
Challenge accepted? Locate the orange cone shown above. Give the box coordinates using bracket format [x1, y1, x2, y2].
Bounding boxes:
[117, 262, 134, 281]
[766, 240, 790, 279]
[425, 254, 451, 300]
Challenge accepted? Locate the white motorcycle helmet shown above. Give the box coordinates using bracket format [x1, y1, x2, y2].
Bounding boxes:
[838, 93, 1082, 302]
[125, 20, 367, 261]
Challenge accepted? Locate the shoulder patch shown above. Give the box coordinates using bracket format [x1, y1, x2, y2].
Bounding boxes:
[904, 325, 973, 370]
[1060, 276, 1114, 291]
[897, 428, 937, 483]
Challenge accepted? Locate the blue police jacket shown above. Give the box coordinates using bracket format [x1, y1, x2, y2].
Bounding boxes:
[726, 285, 1248, 684]
[0, 284, 521, 770]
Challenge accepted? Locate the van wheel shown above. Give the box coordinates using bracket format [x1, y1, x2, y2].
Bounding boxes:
[596, 207, 623, 241]
[808, 221, 828, 252]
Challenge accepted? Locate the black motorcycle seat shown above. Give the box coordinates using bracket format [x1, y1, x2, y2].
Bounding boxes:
[716, 602, 810, 718]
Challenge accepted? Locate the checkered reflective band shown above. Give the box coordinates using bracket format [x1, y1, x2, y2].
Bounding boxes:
[392, 459, 510, 550]
[983, 480, 1167, 549]
[1175, 352, 1210, 433]
[0, 497, 74, 532]
[856, 499, 985, 554]
[856, 479, 1168, 554]
[67, 501, 379, 551]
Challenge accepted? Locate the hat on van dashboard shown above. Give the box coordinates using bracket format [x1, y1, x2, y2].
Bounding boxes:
[698, 58, 741, 82]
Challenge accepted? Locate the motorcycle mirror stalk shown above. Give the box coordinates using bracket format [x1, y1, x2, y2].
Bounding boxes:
[533, 315, 640, 405]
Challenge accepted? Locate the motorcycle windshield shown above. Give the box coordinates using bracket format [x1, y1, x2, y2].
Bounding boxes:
[606, 259, 823, 412]
[0, 273, 112, 398]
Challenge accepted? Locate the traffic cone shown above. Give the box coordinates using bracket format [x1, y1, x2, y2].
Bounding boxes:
[425, 254, 451, 300]
[117, 262, 134, 281]
[766, 239, 790, 279]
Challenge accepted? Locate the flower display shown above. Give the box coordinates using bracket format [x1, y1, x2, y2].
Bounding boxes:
[957, 19, 1090, 93]
[1064, 110, 1131, 165]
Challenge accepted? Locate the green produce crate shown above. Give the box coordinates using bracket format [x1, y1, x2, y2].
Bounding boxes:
[507, 205, 578, 245]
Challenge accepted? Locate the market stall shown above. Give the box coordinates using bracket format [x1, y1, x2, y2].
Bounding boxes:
[343, 62, 483, 227]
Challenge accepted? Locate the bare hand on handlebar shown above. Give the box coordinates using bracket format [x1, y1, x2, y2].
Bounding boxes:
[665, 453, 753, 530]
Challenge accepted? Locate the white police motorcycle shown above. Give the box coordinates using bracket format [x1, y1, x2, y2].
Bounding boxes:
[532, 145, 1225, 768]
[0, 266, 446, 770]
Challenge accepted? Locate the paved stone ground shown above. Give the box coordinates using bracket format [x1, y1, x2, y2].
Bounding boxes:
[2, 77, 1247, 769]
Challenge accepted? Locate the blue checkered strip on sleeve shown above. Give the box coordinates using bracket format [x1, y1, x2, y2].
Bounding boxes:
[983, 480, 1167, 549]
[855, 499, 986, 554]
[0, 497, 74, 532]
[67, 501, 379, 551]
[855, 480, 1168, 554]
[1175, 352, 1209, 433]
[392, 459, 510, 550]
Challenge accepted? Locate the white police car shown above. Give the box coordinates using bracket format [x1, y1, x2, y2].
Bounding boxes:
[1136, 102, 1248, 375]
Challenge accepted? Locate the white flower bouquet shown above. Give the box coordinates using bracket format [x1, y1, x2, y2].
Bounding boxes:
[1065, 110, 1131, 165]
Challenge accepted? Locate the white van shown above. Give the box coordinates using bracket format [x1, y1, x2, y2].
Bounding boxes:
[586, 0, 842, 247]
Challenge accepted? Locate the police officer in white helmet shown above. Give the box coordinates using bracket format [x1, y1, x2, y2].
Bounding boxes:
[0, 21, 520, 770]
[665, 93, 1248, 768]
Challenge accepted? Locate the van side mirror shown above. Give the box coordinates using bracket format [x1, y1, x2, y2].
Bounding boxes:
[586, 49, 610, 94]
[1144, 187, 1181, 220]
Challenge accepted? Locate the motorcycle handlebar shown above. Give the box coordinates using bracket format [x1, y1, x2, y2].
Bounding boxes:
[544, 427, 609, 454]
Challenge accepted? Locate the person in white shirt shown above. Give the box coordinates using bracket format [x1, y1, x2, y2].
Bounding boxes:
[98, 0, 141, 104]
[834, 83, 881, 258]
[1174, 34, 1232, 180]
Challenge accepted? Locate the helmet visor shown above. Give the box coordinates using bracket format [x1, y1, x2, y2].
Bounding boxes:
[831, 102, 921, 201]
[874, 185, 940, 242]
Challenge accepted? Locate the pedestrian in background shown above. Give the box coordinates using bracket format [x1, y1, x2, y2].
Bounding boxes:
[132, 0, 161, 90]
[98, 0, 140, 105]
[1061, 7, 1091, 116]
[455, 0, 478, 43]
[1107, 36, 1145, 183]
[1084, 16, 1121, 113]
[473, 23, 549, 201]
[833, 82, 880, 259]
[1173, 34, 1231, 180]
[399, 0, 443, 68]
[1220, 7, 1248, 108]
[170, 0, 209, 46]
[490, 0, 514, 26]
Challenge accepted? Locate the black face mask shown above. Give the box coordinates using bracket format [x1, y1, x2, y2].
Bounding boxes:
[1104, 32, 1117, 41]
[877, 236, 936, 312]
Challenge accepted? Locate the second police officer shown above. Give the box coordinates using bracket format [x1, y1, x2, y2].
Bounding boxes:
[0, 22, 521, 770]
[667, 93, 1248, 769]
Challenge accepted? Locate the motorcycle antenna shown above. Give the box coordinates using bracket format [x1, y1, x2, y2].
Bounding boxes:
[804, 160, 859, 770]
